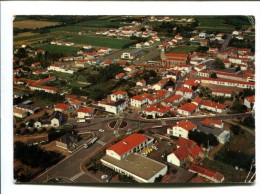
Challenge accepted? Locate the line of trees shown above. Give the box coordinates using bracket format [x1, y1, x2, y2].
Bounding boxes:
[188, 130, 219, 148]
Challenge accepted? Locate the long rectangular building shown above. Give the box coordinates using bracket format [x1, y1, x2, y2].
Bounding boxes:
[101, 153, 167, 183]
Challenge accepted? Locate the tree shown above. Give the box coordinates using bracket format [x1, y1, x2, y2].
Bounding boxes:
[154, 175, 163, 183]
[164, 79, 175, 89]
[149, 70, 157, 77]
[243, 116, 255, 129]
[231, 99, 244, 113]
[15, 48, 28, 59]
[15, 129, 22, 135]
[235, 66, 241, 72]
[140, 27, 146, 32]
[230, 125, 241, 135]
[188, 130, 219, 148]
[214, 59, 225, 69]
[210, 72, 218, 78]
[19, 123, 26, 128]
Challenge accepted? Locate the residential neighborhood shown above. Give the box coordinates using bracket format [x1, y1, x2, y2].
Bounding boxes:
[12, 15, 255, 184]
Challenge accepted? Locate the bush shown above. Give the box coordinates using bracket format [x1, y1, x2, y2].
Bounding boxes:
[230, 125, 241, 135]
[243, 116, 255, 129]
[19, 123, 26, 128]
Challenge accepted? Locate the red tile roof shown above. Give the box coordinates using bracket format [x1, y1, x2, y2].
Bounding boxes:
[107, 133, 148, 156]
[202, 100, 226, 110]
[164, 95, 183, 103]
[245, 96, 255, 103]
[115, 72, 126, 78]
[202, 118, 222, 126]
[177, 87, 193, 94]
[54, 103, 70, 110]
[173, 138, 205, 161]
[200, 77, 255, 86]
[144, 105, 171, 114]
[113, 90, 127, 96]
[173, 120, 197, 131]
[189, 164, 224, 182]
[192, 97, 203, 104]
[184, 79, 200, 87]
[131, 93, 150, 101]
[178, 103, 198, 113]
[78, 107, 94, 113]
[212, 89, 233, 95]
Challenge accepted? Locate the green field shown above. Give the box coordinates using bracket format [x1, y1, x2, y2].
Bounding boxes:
[14, 33, 51, 42]
[196, 17, 235, 32]
[170, 46, 198, 54]
[36, 44, 79, 56]
[68, 35, 133, 49]
[75, 18, 126, 28]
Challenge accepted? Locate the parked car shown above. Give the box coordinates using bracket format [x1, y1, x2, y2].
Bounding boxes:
[101, 175, 108, 179]
[99, 129, 105, 132]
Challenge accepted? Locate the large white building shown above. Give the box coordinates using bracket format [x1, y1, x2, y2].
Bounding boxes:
[101, 133, 167, 183]
[130, 93, 150, 108]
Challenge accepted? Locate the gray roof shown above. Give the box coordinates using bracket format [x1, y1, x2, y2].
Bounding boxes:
[197, 124, 224, 137]
[101, 153, 167, 181]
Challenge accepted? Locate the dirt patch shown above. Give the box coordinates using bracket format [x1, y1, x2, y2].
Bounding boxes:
[119, 120, 127, 129]
[14, 32, 37, 37]
[41, 141, 70, 157]
[14, 20, 61, 29]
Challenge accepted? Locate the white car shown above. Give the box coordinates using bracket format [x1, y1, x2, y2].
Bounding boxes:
[152, 146, 158, 150]
[99, 129, 105, 132]
[101, 175, 108, 179]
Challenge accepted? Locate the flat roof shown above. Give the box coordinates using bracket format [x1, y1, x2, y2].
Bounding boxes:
[101, 153, 167, 181]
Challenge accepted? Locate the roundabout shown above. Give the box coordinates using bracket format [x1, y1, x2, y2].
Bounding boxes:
[107, 119, 128, 130]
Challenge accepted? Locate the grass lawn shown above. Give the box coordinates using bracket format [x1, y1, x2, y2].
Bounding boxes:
[36, 44, 80, 56]
[201, 158, 248, 183]
[49, 71, 75, 80]
[29, 96, 57, 108]
[169, 46, 198, 54]
[69, 35, 133, 49]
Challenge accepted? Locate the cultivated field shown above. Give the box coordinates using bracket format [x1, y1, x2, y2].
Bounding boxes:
[196, 17, 235, 32]
[69, 35, 133, 49]
[13, 20, 61, 29]
[36, 44, 79, 56]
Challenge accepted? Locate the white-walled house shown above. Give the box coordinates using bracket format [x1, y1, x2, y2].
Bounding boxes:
[244, 96, 255, 109]
[167, 120, 197, 139]
[130, 93, 150, 108]
[110, 90, 128, 101]
[177, 103, 198, 116]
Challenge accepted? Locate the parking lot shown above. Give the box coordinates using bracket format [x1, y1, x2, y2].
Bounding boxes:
[146, 138, 177, 164]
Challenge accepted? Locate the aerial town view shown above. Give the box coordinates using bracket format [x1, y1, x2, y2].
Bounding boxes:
[13, 15, 255, 184]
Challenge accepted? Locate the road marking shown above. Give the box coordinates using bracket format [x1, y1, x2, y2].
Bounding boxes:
[96, 140, 106, 146]
[70, 171, 85, 181]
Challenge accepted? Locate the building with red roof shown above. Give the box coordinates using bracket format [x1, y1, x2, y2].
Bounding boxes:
[201, 118, 224, 129]
[101, 133, 167, 183]
[115, 72, 127, 80]
[177, 103, 198, 116]
[143, 105, 171, 118]
[183, 79, 200, 89]
[77, 107, 95, 118]
[136, 79, 146, 87]
[111, 90, 128, 101]
[167, 138, 205, 167]
[212, 89, 233, 98]
[54, 103, 71, 112]
[176, 87, 194, 99]
[130, 93, 150, 108]
[191, 97, 203, 106]
[189, 164, 224, 183]
[200, 77, 255, 89]
[201, 100, 227, 113]
[161, 94, 183, 107]
[244, 96, 255, 109]
[106, 133, 150, 160]
[167, 120, 197, 139]
[164, 53, 188, 65]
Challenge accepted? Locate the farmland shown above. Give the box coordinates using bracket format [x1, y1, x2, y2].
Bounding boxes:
[195, 17, 235, 32]
[35, 44, 80, 56]
[13, 19, 61, 29]
[68, 35, 134, 49]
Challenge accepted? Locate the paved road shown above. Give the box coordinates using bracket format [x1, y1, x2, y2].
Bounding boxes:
[220, 34, 232, 52]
